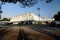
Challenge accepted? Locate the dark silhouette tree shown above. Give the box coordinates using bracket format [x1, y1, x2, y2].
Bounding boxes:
[53, 12, 60, 21]
[0, 0, 53, 7]
[46, 0, 52, 3]
[0, 6, 2, 19]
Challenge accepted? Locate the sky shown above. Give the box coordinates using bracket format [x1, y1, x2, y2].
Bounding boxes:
[1, 0, 60, 18]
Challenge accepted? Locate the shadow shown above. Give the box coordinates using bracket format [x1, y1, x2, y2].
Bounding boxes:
[18, 29, 32, 40]
[29, 25, 60, 40]
[0, 27, 10, 40]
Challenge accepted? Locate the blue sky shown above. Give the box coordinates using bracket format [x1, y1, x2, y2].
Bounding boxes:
[1, 0, 60, 18]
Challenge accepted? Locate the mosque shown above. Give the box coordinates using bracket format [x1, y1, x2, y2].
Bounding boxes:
[10, 12, 54, 24]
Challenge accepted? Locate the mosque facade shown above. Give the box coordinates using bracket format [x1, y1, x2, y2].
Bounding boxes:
[10, 12, 54, 24]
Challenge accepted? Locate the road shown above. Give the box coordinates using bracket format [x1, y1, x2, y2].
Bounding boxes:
[0, 25, 60, 40]
[27, 25, 60, 40]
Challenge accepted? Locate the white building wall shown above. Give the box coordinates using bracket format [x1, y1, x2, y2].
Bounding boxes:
[10, 12, 39, 22]
[10, 12, 55, 22]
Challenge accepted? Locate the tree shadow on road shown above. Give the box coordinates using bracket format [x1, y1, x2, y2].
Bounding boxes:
[0, 27, 10, 40]
[18, 29, 32, 40]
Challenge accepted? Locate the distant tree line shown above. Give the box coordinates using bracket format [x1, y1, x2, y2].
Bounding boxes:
[0, 18, 10, 21]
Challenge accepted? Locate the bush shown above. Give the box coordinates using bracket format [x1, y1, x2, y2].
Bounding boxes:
[38, 21, 42, 25]
[49, 21, 56, 26]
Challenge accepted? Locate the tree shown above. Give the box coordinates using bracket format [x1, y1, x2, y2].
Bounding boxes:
[53, 12, 60, 21]
[0, 7, 2, 19]
[0, 0, 53, 7]
[2, 18, 10, 21]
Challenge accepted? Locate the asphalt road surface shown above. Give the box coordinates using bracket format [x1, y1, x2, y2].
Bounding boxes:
[0, 25, 60, 40]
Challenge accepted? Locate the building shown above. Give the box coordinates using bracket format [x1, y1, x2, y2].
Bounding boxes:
[10, 12, 39, 22]
[10, 12, 54, 24]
